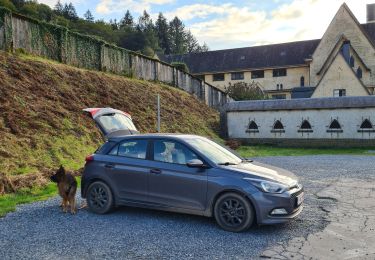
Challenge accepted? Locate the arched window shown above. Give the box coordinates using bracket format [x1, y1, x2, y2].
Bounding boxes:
[246, 120, 259, 133]
[327, 119, 343, 133]
[300, 76, 305, 87]
[357, 67, 362, 79]
[350, 56, 355, 67]
[276, 84, 279, 90]
[280, 84, 283, 90]
[298, 120, 313, 133]
[358, 119, 375, 133]
[271, 120, 285, 133]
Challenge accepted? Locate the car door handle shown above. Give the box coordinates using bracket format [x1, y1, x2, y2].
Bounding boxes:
[105, 163, 115, 169]
[150, 169, 162, 174]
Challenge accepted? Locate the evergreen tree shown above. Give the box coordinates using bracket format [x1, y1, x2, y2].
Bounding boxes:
[63, 2, 78, 20]
[155, 13, 171, 54]
[119, 10, 134, 29]
[186, 30, 199, 53]
[137, 10, 151, 32]
[84, 9, 94, 22]
[53, 0, 63, 15]
[169, 16, 187, 55]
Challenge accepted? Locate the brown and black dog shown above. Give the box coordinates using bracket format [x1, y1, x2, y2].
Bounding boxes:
[50, 166, 77, 214]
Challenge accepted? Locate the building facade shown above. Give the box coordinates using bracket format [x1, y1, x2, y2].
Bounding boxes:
[164, 3, 375, 100]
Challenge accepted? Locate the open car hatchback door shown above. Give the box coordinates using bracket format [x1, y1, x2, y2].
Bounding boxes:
[83, 107, 139, 138]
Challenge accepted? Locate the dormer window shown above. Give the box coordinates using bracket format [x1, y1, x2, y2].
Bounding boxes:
[327, 119, 343, 133]
[271, 120, 285, 133]
[246, 120, 259, 133]
[358, 119, 375, 133]
[298, 120, 313, 133]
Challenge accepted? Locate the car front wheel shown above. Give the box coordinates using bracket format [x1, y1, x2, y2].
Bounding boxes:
[214, 192, 254, 232]
[87, 181, 113, 214]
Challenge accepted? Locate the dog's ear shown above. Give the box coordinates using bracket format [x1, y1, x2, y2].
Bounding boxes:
[58, 165, 66, 174]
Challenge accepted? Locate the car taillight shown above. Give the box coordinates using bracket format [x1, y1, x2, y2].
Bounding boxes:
[85, 155, 94, 162]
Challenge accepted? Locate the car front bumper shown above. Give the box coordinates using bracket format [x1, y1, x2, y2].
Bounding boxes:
[249, 187, 304, 225]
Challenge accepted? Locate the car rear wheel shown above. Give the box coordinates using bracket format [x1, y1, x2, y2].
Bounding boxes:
[87, 181, 113, 214]
[214, 192, 254, 232]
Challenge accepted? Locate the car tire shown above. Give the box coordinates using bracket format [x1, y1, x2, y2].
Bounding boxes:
[87, 181, 113, 214]
[214, 192, 254, 232]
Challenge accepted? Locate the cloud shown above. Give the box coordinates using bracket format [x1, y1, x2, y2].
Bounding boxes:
[96, 0, 174, 15]
[170, 0, 375, 50]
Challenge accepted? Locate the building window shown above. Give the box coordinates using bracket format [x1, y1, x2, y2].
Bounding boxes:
[358, 119, 375, 133]
[280, 84, 283, 90]
[300, 76, 305, 87]
[251, 70, 264, 79]
[273, 68, 287, 77]
[357, 67, 362, 79]
[276, 84, 279, 90]
[298, 120, 313, 133]
[246, 120, 259, 133]
[272, 94, 286, 99]
[327, 119, 343, 133]
[350, 56, 355, 67]
[231, 72, 244, 80]
[271, 120, 285, 133]
[333, 89, 346, 97]
[213, 73, 225, 81]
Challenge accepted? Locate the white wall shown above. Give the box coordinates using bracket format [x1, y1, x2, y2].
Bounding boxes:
[227, 108, 375, 140]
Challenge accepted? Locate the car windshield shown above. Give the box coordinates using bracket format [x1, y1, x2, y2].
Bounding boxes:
[97, 113, 137, 133]
[185, 137, 242, 165]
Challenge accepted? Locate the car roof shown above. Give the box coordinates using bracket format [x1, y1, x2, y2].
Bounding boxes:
[108, 133, 204, 142]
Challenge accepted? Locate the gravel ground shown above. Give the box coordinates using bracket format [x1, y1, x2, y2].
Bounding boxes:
[0, 155, 374, 260]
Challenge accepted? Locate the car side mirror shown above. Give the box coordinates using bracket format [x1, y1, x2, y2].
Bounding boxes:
[187, 159, 206, 168]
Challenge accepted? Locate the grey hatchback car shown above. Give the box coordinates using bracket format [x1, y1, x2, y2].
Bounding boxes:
[82, 108, 304, 232]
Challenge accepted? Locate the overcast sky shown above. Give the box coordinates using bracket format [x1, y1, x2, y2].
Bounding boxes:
[39, 0, 374, 50]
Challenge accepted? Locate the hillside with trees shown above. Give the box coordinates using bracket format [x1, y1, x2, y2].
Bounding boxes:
[0, 0, 209, 57]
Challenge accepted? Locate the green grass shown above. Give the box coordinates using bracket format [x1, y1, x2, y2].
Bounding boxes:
[0, 177, 81, 217]
[237, 145, 375, 158]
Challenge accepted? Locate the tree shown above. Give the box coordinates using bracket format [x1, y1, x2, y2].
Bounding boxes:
[197, 42, 209, 53]
[155, 13, 171, 54]
[186, 30, 199, 53]
[53, 0, 63, 15]
[119, 10, 134, 29]
[10, 0, 25, 9]
[0, 0, 16, 11]
[169, 16, 187, 54]
[137, 10, 151, 32]
[225, 82, 267, 101]
[63, 2, 78, 21]
[84, 9, 94, 22]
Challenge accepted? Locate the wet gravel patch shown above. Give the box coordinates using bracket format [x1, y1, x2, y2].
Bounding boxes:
[0, 155, 374, 259]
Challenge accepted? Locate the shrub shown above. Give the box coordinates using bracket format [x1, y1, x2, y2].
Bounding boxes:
[171, 62, 189, 73]
[225, 81, 267, 101]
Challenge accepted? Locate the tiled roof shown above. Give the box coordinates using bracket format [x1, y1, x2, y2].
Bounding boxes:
[163, 40, 320, 74]
[362, 23, 375, 44]
[162, 23, 375, 75]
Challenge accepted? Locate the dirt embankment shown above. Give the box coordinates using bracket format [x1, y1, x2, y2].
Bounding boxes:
[0, 51, 219, 193]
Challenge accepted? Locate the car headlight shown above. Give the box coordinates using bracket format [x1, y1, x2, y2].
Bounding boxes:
[244, 178, 288, 194]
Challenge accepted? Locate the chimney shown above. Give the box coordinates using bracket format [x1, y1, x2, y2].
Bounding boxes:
[367, 3, 375, 23]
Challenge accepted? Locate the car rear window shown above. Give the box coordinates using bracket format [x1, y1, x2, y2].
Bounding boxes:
[95, 141, 117, 154]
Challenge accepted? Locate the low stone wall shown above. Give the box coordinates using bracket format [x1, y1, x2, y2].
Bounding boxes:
[0, 7, 228, 109]
[222, 96, 375, 147]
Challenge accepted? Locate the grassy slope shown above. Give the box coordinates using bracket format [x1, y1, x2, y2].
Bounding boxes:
[0, 51, 220, 175]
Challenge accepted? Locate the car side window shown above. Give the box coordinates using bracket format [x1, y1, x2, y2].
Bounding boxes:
[153, 140, 198, 165]
[113, 140, 148, 159]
